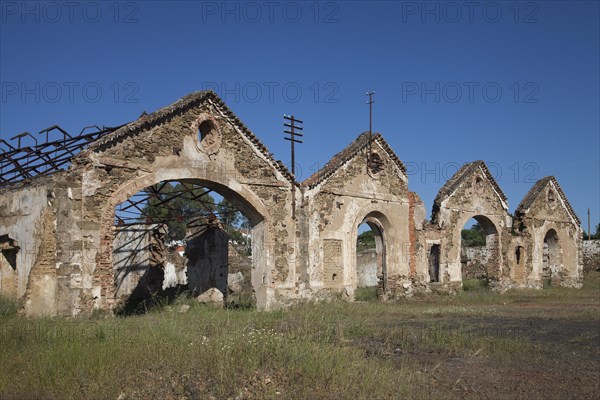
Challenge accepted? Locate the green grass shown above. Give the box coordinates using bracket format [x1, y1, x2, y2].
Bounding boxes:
[0, 295, 18, 318]
[354, 287, 378, 302]
[462, 278, 490, 292]
[0, 303, 414, 399]
[1, 272, 598, 399]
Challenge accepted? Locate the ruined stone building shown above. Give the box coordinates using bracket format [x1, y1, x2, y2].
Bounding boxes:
[0, 91, 584, 316]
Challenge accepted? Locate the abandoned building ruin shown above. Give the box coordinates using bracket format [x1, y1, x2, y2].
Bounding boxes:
[0, 91, 583, 316]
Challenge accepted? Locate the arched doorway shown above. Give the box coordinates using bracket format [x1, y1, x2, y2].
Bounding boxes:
[100, 175, 266, 314]
[543, 229, 560, 286]
[460, 216, 499, 289]
[355, 213, 387, 300]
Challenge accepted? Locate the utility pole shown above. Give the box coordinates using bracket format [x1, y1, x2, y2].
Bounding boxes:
[588, 208, 591, 240]
[366, 91, 375, 157]
[283, 114, 303, 220]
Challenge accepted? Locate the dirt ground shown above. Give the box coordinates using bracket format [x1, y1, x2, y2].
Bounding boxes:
[360, 302, 600, 399]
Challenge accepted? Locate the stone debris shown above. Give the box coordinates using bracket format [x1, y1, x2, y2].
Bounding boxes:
[228, 272, 245, 294]
[196, 288, 224, 306]
[178, 304, 191, 313]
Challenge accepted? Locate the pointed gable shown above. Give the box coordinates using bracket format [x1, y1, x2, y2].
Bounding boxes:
[76, 90, 294, 183]
[515, 176, 580, 225]
[433, 160, 508, 211]
[431, 160, 508, 224]
[301, 132, 406, 189]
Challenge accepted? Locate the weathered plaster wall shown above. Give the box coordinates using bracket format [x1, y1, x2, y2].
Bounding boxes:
[113, 224, 166, 303]
[513, 179, 582, 288]
[112, 222, 254, 308]
[0, 184, 49, 302]
[303, 139, 410, 299]
[78, 100, 296, 313]
[432, 166, 511, 291]
[356, 249, 378, 287]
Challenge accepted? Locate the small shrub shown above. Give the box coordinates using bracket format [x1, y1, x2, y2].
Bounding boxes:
[542, 277, 553, 289]
[355, 287, 378, 301]
[0, 296, 18, 317]
[462, 278, 489, 291]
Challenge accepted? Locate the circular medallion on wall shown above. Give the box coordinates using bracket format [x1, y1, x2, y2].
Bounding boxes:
[193, 113, 222, 156]
[474, 174, 484, 192]
[547, 187, 558, 210]
[367, 151, 384, 178]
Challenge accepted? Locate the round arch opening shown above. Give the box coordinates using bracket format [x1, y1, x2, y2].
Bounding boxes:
[460, 215, 499, 290]
[109, 178, 264, 314]
[542, 229, 560, 287]
[355, 212, 388, 301]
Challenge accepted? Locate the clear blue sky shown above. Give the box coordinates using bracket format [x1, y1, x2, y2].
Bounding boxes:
[1, 0, 599, 231]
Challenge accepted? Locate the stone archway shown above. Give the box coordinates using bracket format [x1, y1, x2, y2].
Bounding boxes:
[94, 170, 270, 313]
[352, 211, 391, 299]
[543, 229, 561, 286]
[458, 215, 500, 288]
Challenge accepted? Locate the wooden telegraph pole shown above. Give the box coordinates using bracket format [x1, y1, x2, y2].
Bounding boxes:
[588, 208, 591, 240]
[283, 114, 303, 220]
[366, 91, 375, 158]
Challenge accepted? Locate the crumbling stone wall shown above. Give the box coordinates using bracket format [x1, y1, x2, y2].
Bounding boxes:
[0, 92, 585, 316]
[430, 162, 511, 291]
[583, 240, 600, 272]
[0, 184, 49, 302]
[111, 220, 253, 308]
[461, 246, 489, 280]
[0, 92, 300, 316]
[227, 243, 253, 303]
[302, 135, 411, 299]
[514, 177, 582, 288]
[80, 96, 297, 314]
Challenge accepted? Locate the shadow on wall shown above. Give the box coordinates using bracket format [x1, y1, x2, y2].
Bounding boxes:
[0, 235, 19, 299]
[113, 221, 254, 315]
[184, 221, 228, 298]
[115, 265, 190, 316]
[113, 224, 170, 315]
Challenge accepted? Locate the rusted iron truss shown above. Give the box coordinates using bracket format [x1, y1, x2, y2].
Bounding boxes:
[115, 180, 242, 226]
[0, 124, 243, 227]
[0, 124, 123, 186]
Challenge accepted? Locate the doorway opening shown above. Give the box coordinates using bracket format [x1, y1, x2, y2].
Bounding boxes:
[460, 216, 499, 290]
[112, 180, 259, 314]
[355, 216, 386, 301]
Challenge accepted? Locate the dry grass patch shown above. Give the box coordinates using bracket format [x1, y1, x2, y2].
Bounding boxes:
[0, 272, 598, 399]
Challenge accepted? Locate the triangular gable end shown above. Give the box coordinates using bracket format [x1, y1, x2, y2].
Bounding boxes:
[432, 160, 509, 218]
[73, 90, 294, 183]
[515, 176, 580, 225]
[301, 132, 407, 190]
